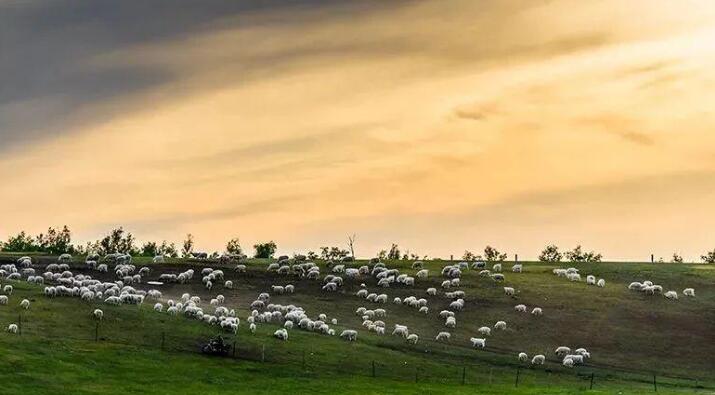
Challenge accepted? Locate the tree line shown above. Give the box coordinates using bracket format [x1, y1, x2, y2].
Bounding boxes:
[1, 226, 714, 263]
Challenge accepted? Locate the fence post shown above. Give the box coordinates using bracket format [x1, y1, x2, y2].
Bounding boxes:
[232, 341, 236, 358]
[95, 322, 99, 342]
[371, 360, 375, 378]
[590, 373, 594, 390]
[161, 331, 165, 350]
[515, 254, 518, 262]
[18, 314, 22, 336]
[415, 367, 418, 383]
[489, 367, 493, 384]
[261, 344, 265, 362]
[651, 254, 654, 263]
[302, 350, 306, 371]
[461, 366, 466, 385]
[515, 367, 520, 387]
[653, 374, 657, 392]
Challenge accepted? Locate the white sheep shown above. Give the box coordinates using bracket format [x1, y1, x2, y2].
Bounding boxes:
[563, 358, 575, 368]
[249, 323, 256, 333]
[503, 287, 515, 296]
[586, 275, 596, 285]
[154, 303, 163, 312]
[426, 287, 437, 296]
[224, 280, 233, 289]
[93, 309, 104, 320]
[531, 307, 543, 316]
[20, 299, 30, 310]
[555, 346, 571, 356]
[340, 329, 357, 341]
[274, 328, 288, 341]
[406, 333, 419, 344]
[597, 279, 605, 287]
[3, 285, 13, 295]
[492, 263, 502, 272]
[0, 296, 8, 305]
[514, 304, 527, 313]
[445, 316, 456, 328]
[7, 324, 18, 334]
[435, 331, 451, 342]
[470, 337, 486, 348]
[518, 352, 528, 362]
[494, 321, 507, 330]
[531, 355, 545, 365]
[477, 326, 491, 336]
[683, 288, 695, 297]
[392, 324, 409, 338]
[664, 290, 679, 300]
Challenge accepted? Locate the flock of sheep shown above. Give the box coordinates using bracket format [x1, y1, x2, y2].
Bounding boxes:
[0, 253, 698, 370]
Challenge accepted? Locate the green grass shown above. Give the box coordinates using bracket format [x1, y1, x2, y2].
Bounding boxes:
[0, 254, 713, 394]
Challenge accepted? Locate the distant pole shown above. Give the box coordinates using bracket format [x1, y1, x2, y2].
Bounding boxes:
[95, 322, 99, 342]
[18, 314, 22, 336]
[161, 331, 165, 350]
[461, 366, 466, 385]
[651, 254, 654, 263]
[372, 360, 375, 377]
[489, 367, 493, 384]
[515, 367, 520, 387]
[261, 344, 265, 362]
[653, 374, 657, 392]
[232, 341, 236, 358]
[590, 373, 595, 390]
[415, 367, 418, 383]
[515, 254, 518, 262]
[450, 254, 454, 261]
[302, 350, 306, 371]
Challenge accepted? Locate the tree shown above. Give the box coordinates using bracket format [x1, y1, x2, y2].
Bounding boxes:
[462, 250, 481, 262]
[319, 246, 349, 260]
[671, 253, 683, 263]
[226, 238, 243, 255]
[539, 244, 563, 262]
[701, 249, 715, 264]
[140, 241, 159, 257]
[307, 251, 319, 260]
[376, 250, 387, 261]
[387, 244, 401, 260]
[565, 245, 602, 262]
[347, 234, 356, 259]
[1, 231, 38, 252]
[483, 246, 507, 262]
[254, 241, 277, 259]
[95, 227, 137, 255]
[182, 234, 195, 258]
[36, 226, 74, 254]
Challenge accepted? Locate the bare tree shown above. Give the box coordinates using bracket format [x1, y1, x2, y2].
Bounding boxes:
[347, 234, 356, 259]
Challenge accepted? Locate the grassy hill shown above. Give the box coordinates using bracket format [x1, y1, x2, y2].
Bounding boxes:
[0, 253, 712, 394]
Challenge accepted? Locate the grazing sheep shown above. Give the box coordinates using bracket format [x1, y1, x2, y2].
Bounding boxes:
[518, 352, 528, 362]
[285, 284, 295, 293]
[492, 263, 502, 272]
[683, 288, 695, 297]
[531, 307, 543, 316]
[426, 287, 437, 296]
[470, 337, 486, 348]
[586, 275, 596, 285]
[392, 324, 409, 338]
[274, 328, 289, 341]
[93, 309, 104, 320]
[494, 321, 507, 330]
[445, 316, 456, 328]
[340, 329, 357, 341]
[514, 304, 527, 313]
[20, 299, 30, 310]
[435, 331, 451, 342]
[512, 264, 522, 273]
[664, 290, 678, 300]
[565, 354, 584, 364]
[3, 285, 13, 295]
[503, 287, 515, 296]
[597, 279, 605, 287]
[563, 358, 575, 368]
[477, 326, 491, 336]
[154, 303, 163, 312]
[406, 333, 419, 344]
[555, 346, 571, 356]
[0, 296, 7, 305]
[531, 355, 545, 365]
[7, 324, 18, 334]
[416, 269, 429, 279]
[284, 321, 294, 329]
[224, 280, 233, 289]
[249, 323, 256, 333]
[491, 273, 505, 282]
[418, 306, 429, 314]
[628, 282, 642, 291]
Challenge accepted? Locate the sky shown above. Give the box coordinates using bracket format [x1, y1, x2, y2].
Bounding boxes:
[1, 0, 715, 260]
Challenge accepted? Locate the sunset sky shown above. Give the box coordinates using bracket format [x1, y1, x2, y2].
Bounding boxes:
[2, 0, 715, 260]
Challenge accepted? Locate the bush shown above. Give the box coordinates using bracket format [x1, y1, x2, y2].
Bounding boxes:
[201, 335, 231, 356]
[387, 244, 401, 260]
[462, 250, 481, 262]
[254, 241, 277, 259]
[671, 253, 684, 263]
[181, 234, 195, 258]
[539, 244, 563, 262]
[701, 249, 715, 264]
[483, 246, 507, 262]
[226, 238, 243, 255]
[565, 245, 602, 262]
